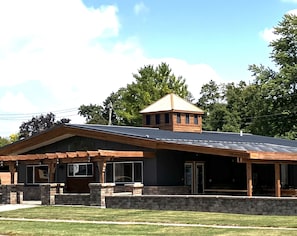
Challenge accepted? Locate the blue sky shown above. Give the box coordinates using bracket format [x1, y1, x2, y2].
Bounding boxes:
[0, 0, 296, 137]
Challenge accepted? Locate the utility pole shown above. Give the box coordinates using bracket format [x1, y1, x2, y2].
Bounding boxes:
[108, 101, 113, 125]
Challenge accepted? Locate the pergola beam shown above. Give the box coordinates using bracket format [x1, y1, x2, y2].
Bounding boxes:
[0, 150, 155, 163]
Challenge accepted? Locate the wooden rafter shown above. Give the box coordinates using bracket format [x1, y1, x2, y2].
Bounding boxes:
[0, 149, 155, 163]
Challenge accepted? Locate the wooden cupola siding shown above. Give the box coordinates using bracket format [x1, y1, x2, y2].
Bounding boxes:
[142, 112, 203, 133]
[140, 93, 204, 133]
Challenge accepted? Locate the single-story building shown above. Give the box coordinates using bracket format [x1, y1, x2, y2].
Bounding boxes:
[0, 93, 297, 201]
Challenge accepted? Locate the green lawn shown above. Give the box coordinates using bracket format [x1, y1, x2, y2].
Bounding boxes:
[0, 206, 296, 235]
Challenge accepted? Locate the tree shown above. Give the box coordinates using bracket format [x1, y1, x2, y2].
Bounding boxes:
[0, 136, 10, 147]
[116, 62, 191, 126]
[78, 104, 107, 124]
[247, 13, 297, 139]
[198, 80, 246, 132]
[19, 112, 70, 140]
[79, 62, 192, 126]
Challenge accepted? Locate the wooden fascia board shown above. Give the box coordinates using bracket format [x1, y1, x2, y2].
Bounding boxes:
[237, 158, 297, 165]
[155, 141, 250, 158]
[248, 151, 297, 162]
[97, 150, 155, 158]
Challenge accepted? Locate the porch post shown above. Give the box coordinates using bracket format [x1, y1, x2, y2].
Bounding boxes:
[274, 163, 281, 197]
[246, 162, 253, 197]
[9, 162, 16, 184]
[48, 162, 56, 183]
[97, 160, 107, 183]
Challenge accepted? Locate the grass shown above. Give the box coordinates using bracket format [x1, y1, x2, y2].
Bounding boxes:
[0, 206, 296, 235]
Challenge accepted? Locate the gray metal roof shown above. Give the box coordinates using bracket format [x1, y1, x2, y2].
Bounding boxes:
[67, 124, 297, 154]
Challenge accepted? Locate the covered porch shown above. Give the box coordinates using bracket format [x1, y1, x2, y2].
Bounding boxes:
[0, 149, 155, 204]
[239, 151, 297, 197]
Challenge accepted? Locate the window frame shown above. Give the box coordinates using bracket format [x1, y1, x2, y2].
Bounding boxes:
[186, 113, 190, 124]
[165, 113, 170, 124]
[155, 114, 160, 125]
[176, 113, 181, 123]
[26, 164, 49, 185]
[67, 163, 94, 177]
[194, 114, 198, 124]
[145, 115, 151, 125]
[105, 161, 143, 184]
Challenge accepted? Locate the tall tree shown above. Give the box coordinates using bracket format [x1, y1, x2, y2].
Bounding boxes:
[116, 62, 191, 126]
[19, 112, 70, 140]
[79, 62, 192, 126]
[248, 13, 297, 139]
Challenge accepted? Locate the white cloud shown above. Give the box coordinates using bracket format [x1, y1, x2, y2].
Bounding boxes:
[259, 28, 280, 43]
[0, 92, 37, 113]
[133, 2, 149, 15]
[260, 9, 297, 43]
[281, 0, 297, 3]
[0, 0, 221, 137]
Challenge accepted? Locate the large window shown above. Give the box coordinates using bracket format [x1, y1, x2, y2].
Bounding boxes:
[106, 161, 143, 184]
[68, 163, 93, 177]
[26, 165, 49, 184]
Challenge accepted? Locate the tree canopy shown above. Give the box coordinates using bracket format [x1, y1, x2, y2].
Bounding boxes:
[79, 62, 192, 126]
[18, 112, 70, 140]
[198, 13, 297, 139]
[77, 13, 297, 140]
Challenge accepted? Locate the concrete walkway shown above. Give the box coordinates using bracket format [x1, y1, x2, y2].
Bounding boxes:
[0, 201, 40, 212]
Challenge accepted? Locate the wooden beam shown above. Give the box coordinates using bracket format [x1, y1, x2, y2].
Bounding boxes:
[8, 162, 16, 184]
[0, 150, 156, 163]
[98, 150, 155, 158]
[249, 152, 297, 162]
[246, 162, 253, 197]
[238, 159, 297, 165]
[275, 163, 281, 197]
[97, 160, 107, 183]
[48, 162, 56, 183]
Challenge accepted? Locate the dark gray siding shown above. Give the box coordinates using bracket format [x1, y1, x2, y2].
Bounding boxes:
[27, 136, 151, 153]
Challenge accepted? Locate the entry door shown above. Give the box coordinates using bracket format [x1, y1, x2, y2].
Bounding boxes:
[195, 163, 204, 194]
[184, 162, 204, 194]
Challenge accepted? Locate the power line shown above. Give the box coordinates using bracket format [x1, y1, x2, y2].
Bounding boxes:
[0, 108, 79, 120]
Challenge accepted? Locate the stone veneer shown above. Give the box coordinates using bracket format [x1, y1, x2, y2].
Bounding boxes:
[40, 183, 64, 205]
[55, 193, 90, 205]
[143, 186, 191, 195]
[0, 184, 24, 204]
[105, 195, 297, 216]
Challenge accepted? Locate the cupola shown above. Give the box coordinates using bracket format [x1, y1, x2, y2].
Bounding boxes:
[140, 93, 204, 133]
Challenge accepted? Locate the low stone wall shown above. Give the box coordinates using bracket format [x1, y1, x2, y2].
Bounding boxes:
[23, 186, 41, 200]
[143, 186, 191, 195]
[105, 195, 297, 216]
[55, 193, 90, 205]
